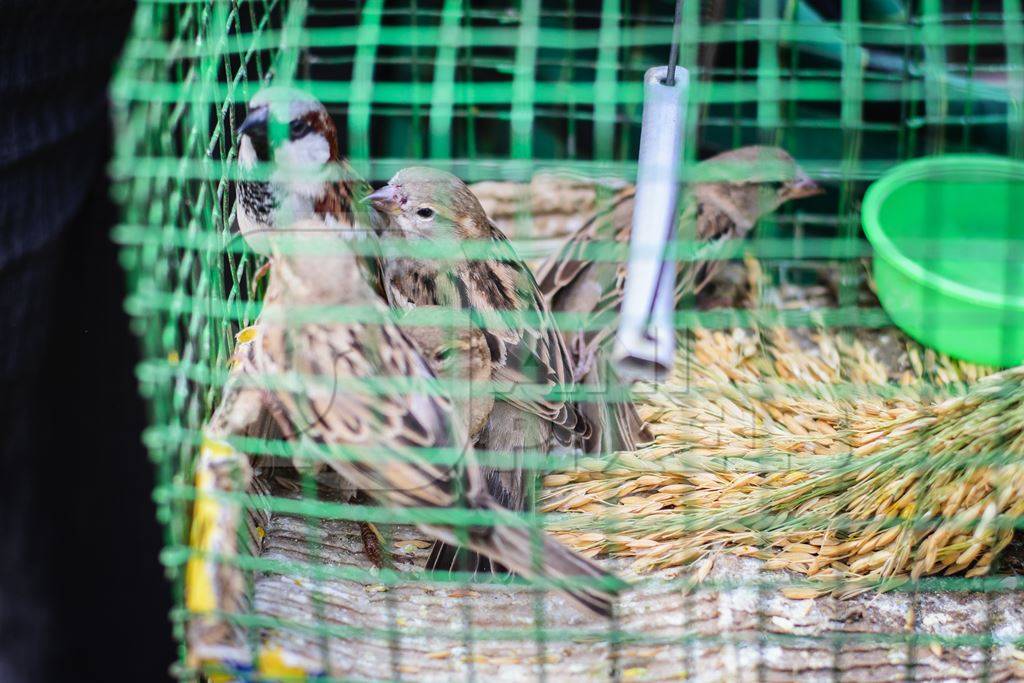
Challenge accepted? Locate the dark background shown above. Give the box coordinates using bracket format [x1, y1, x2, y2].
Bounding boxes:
[0, 1, 173, 680]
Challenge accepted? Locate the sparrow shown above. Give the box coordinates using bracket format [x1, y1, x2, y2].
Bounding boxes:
[535, 146, 822, 453]
[230, 86, 397, 564]
[225, 225, 624, 617]
[232, 90, 503, 546]
[366, 167, 591, 571]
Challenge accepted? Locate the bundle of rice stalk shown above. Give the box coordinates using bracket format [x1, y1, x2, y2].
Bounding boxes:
[542, 324, 1023, 594]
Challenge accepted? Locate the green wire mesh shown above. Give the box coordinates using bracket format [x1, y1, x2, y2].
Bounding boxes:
[111, 0, 1024, 680]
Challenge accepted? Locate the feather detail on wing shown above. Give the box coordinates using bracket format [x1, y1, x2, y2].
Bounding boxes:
[537, 183, 757, 379]
[242, 243, 626, 619]
[535, 181, 760, 454]
[579, 357, 653, 454]
[535, 187, 635, 310]
[258, 296, 477, 511]
[454, 223, 591, 446]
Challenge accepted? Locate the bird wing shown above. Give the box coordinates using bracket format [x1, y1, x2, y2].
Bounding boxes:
[535, 187, 635, 312]
[447, 224, 590, 446]
[535, 181, 757, 369]
[260, 312, 480, 510]
[676, 182, 760, 300]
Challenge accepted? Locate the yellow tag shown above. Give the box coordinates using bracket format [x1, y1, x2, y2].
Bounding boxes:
[167, 350, 180, 364]
[258, 648, 307, 677]
[201, 437, 235, 459]
[185, 466, 219, 613]
[235, 325, 258, 344]
[184, 555, 216, 614]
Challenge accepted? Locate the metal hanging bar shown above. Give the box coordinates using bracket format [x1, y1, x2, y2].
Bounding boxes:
[612, 1, 688, 382]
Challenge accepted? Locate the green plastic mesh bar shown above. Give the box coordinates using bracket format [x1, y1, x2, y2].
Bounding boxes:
[111, 0, 1024, 680]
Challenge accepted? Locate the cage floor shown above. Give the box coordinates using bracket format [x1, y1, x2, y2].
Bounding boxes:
[206, 483, 1024, 682]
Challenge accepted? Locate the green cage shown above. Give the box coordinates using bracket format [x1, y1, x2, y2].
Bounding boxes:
[111, 0, 1024, 680]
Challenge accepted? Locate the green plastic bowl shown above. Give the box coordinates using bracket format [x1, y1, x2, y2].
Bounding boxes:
[862, 155, 1024, 367]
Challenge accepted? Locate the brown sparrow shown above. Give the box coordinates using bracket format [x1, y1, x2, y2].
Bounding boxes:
[234, 86, 373, 253]
[535, 146, 821, 453]
[366, 167, 592, 571]
[234, 87, 386, 301]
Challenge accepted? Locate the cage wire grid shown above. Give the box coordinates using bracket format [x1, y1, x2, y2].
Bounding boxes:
[110, 0, 1024, 680]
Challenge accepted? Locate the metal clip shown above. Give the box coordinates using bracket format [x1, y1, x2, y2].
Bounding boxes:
[612, 65, 688, 382]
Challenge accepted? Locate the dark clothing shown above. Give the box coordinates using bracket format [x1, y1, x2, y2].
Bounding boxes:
[1, 2, 173, 680]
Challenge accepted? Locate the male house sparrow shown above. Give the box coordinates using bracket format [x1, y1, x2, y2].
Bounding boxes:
[235, 87, 371, 250]
[366, 168, 591, 571]
[231, 86, 393, 563]
[535, 146, 821, 452]
[208, 225, 624, 617]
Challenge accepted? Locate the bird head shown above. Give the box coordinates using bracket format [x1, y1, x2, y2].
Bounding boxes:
[237, 86, 341, 180]
[772, 155, 822, 204]
[364, 166, 487, 241]
[705, 146, 821, 202]
[690, 146, 822, 233]
[235, 87, 361, 255]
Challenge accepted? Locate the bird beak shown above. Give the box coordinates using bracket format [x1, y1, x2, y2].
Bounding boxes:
[364, 184, 404, 214]
[784, 174, 823, 200]
[238, 106, 268, 139]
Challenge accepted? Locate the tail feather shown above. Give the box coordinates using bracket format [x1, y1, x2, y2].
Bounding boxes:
[582, 360, 653, 454]
[464, 511, 627, 618]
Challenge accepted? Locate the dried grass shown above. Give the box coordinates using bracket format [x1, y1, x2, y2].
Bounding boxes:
[542, 261, 1024, 594]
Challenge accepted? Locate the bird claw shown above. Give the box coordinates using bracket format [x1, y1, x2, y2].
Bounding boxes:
[250, 260, 272, 298]
[359, 521, 385, 569]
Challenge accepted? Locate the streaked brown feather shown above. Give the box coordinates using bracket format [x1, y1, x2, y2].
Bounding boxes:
[404, 318, 494, 441]
[381, 211, 588, 448]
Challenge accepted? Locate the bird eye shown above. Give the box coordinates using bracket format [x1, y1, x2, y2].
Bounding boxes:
[416, 207, 435, 219]
[290, 119, 312, 138]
